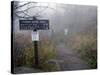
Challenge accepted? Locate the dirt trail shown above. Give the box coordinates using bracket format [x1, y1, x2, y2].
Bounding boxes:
[14, 42, 91, 73]
[55, 43, 90, 70]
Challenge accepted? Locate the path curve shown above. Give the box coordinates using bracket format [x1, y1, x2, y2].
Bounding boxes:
[55, 43, 90, 71]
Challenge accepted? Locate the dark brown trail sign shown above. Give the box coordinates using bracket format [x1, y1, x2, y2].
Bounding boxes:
[19, 19, 49, 67]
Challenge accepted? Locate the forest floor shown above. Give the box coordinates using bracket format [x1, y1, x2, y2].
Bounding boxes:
[14, 42, 91, 74]
[55, 42, 91, 71]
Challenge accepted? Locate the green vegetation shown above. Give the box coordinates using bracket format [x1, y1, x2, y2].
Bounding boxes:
[14, 34, 57, 71]
[38, 39, 58, 71]
[23, 46, 34, 67]
[68, 34, 97, 68]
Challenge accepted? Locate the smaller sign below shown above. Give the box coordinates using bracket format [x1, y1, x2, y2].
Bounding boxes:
[64, 28, 68, 35]
[31, 31, 39, 41]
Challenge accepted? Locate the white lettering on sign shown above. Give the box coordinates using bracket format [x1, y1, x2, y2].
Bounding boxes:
[31, 31, 39, 41]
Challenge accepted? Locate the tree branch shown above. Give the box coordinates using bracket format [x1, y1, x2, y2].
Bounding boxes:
[14, 2, 56, 19]
[15, 2, 36, 9]
[16, 5, 55, 12]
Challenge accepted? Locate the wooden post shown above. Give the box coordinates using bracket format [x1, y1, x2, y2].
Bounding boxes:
[34, 40, 39, 67]
[32, 30, 39, 68]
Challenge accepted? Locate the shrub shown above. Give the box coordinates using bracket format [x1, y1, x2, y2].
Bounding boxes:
[69, 34, 97, 68]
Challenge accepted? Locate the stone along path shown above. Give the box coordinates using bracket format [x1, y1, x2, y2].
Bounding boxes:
[55, 43, 90, 71]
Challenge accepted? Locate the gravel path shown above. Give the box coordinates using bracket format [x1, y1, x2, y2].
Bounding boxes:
[55, 43, 90, 71]
[14, 42, 91, 74]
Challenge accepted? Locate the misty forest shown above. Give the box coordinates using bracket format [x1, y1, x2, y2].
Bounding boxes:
[12, 2, 97, 73]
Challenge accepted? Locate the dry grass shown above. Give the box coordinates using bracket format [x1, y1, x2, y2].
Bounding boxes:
[14, 33, 57, 71]
[68, 34, 97, 68]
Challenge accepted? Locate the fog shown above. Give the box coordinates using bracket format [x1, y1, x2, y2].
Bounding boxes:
[12, 2, 97, 71]
[13, 2, 97, 40]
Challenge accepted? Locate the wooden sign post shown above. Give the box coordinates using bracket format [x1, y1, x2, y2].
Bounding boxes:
[19, 19, 49, 67]
[31, 30, 39, 67]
